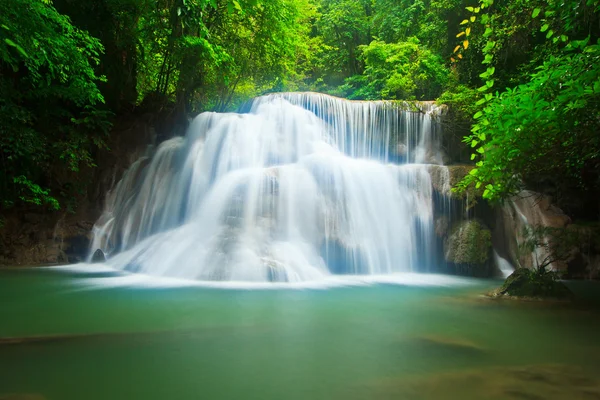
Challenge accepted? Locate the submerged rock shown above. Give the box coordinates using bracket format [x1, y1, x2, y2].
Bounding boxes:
[347, 364, 600, 400]
[444, 219, 492, 276]
[91, 249, 106, 263]
[490, 268, 572, 300]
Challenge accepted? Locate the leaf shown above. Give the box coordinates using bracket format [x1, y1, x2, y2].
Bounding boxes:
[4, 38, 28, 58]
[463, 40, 469, 50]
[532, 8, 541, 18]
[473, 111, 483, 119]
[458, 53, 463, 59]
[470, 16, 476, 22]
[466, 6, 474, 11]
[541, 24, 549, 32]
[484, 27, 493, 37]
[460, 19, 469, 25]
[471, 154, 476, 160]
[466, 27, 471, 36]
[457, 31, 466, 38]
[453, 45, 461, 53]
[546, 29, 554, 39]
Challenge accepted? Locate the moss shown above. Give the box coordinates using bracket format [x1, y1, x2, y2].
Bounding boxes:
[445, 219, 492, 266]
[491, 268, 573, 300]
[427, 165, 485, 209]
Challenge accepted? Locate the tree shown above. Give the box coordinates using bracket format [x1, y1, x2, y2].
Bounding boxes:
[339, 38, 450, 100]
[0, 0, 110, 210]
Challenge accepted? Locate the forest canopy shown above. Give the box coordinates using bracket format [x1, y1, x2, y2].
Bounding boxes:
[1, 0, 599, 219]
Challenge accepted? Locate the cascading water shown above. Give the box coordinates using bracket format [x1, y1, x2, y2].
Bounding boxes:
[90, 93, 448, 282]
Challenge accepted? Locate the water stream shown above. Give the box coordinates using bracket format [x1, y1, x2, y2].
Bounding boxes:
[91, 93, 448, 282]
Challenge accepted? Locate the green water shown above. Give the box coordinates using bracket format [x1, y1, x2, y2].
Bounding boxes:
[1, 268, 600, 400]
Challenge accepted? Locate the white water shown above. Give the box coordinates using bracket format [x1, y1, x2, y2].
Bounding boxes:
[493, 250, 515, 278]
[91, 93, 447, 282]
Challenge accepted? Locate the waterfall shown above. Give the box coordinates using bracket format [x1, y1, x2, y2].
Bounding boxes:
[90, 92, 449, 282]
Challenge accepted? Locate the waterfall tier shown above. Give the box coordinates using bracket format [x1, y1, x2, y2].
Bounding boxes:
[91, 92, 448, 282]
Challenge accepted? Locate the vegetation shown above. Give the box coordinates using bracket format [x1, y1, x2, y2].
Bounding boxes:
[1, 0, 599, 222]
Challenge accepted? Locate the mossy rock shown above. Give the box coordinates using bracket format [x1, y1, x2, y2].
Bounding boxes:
[491, 268, 573, 300]
[445, 220, 491, 265]
[427, 165, 485, 209]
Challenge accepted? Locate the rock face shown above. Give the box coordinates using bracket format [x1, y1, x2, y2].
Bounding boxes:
[444, 219, 492, 276]
[494, 190, 571, 273]
[0, 111, 174, 267]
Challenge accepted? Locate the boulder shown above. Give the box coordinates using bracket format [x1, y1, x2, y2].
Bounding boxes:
[491, 268, 572, 300]
[91, 249, 106, 263]
[444, 219, 492, 276]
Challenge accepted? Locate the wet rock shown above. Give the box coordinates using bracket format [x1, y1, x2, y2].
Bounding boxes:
[490, 268, 573, 300]
[495, 191, 572, 273]
[444, 219, 492, 276]
[435, 216, 449, 237]
[91, 249, 106, 263]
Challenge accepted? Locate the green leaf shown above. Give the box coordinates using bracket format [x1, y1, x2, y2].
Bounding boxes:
[532, 8, 541, 18]
[540, 24, 549, 32]
[546, 29, 554, 39]
[473, 111, 483, 119]
[4, 38, 28, 58]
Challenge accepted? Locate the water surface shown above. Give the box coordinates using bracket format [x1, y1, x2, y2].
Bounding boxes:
[1, 267, 599, 400]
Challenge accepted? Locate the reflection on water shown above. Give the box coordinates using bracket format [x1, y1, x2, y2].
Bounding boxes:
[0, 268, 599, 400]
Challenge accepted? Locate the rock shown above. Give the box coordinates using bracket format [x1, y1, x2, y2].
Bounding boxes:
[491, 268, 573, 300]
[427, 165, 485, 208]
[444, 219, 492, 276]
[91, 249, 106, 263]
[435, 216, 449, 237]
[348, 364, 600, 400]
[495, 190, 572, 273]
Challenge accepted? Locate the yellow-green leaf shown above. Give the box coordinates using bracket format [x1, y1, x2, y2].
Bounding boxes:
[466, 27, 471, 36]
[457, 31, 466, 38]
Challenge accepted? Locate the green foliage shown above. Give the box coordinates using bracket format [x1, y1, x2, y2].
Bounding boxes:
[339, 38, 451, 100]
[0, 0, 110, 211]
[454, 0, 600, 207]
